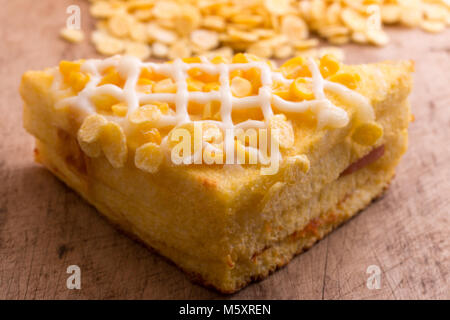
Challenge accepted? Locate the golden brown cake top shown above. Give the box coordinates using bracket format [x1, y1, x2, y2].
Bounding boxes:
[43, 53, 387, 176]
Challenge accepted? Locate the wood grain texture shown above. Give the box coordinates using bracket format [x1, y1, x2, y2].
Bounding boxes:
[0, 0, 449, 300]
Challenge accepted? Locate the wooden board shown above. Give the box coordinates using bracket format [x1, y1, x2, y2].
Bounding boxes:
[0, 0, 449, 300]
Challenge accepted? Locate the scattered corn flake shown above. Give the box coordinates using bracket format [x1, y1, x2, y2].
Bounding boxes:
[264, 0, 291, 16]
[293, 38, 320, 50]
[351, 121, 384, 146]
[280, 56, 312, 79]
[274, 44, 293, 59]
[281, 15, 308, 43]
[108, 14, 131, 38]
[320, 54, 341, 78]
[90, 1, 118, 18]
[290, 77, 314, 101]
[100, 121, 128, 168]
[93, 32, 125, 55]
[202, 123, 223, 143]
[381, 4, 401, 24]
[286, 154, 310, 173]
[152, 1, 180, 20]
[152, 42, 169, 58]
[125, 41, 151, 60]
[230, 76, 252, 97]
[111, 102, 128, 117]
[319, 25, 350, 38]
[351, 31, 368, 43]
[202, 15, 226, 31]
[325, 3, 342, 25]
[400, 7, 423, 27]
[129, 104, 163, 124]
[135, 142, 164, 173]
[147, 23, 177, 44]
[82, 0, 449, 60]
[68, 72, 90, 93]
[60, 28, 85, 43]
[129, 22, 148, 42]
[153, 78, 177, 93]
[247, 41, 273, 59]
[329, 72, 361, 90]
[191, 29, 219, 51]
[77, 114, 108, 157]
[99, 67, 125, 87]
[254, 28, 277, 39]
[227, 27, 259, 42]
[423, 3, 447, 21]
[168, 40, 192, 60]
[421, 20, 446, 33]
[203, 46, 233, 60]
[91, 93, 120, 113]
[134, 8, 153, 21]
[328, 35, 350, 45]
[232, 14, 264, 27]
[366, 29, 389, 46]
[174, 4, 202, 35]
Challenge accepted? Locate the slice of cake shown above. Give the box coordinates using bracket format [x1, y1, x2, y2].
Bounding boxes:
[20, 54, 413, 293]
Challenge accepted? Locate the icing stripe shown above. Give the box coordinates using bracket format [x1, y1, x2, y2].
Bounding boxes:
[54, 55, 375, 160]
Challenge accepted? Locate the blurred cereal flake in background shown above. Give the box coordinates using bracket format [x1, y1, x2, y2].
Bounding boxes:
[60, 0, 450, 61]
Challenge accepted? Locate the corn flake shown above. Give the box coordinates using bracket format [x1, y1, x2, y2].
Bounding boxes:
[82, 0, 448, 60]
[135, 142, 164, 173]
[60, 28, 85, 43]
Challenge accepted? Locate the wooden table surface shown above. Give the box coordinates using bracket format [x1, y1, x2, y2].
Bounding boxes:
[0, 0, 449, 300]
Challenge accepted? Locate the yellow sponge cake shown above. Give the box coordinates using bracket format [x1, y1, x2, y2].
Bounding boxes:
[20, 54, 413, 293]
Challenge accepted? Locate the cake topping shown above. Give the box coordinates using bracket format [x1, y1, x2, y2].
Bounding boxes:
[54, 54, 376, 173]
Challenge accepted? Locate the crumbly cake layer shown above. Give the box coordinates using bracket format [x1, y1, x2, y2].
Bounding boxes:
[34, 136, 394, 293]
[31, 91, 407, 292]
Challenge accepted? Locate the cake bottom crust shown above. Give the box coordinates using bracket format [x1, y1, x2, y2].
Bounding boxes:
[217, 182, 390, 294]
[35, 138, 394, 294]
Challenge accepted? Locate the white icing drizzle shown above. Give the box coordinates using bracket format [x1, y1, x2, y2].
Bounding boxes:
[53, 55, 375, 162]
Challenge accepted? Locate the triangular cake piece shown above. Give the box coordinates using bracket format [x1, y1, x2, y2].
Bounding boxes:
[20, 54, 413, 293]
